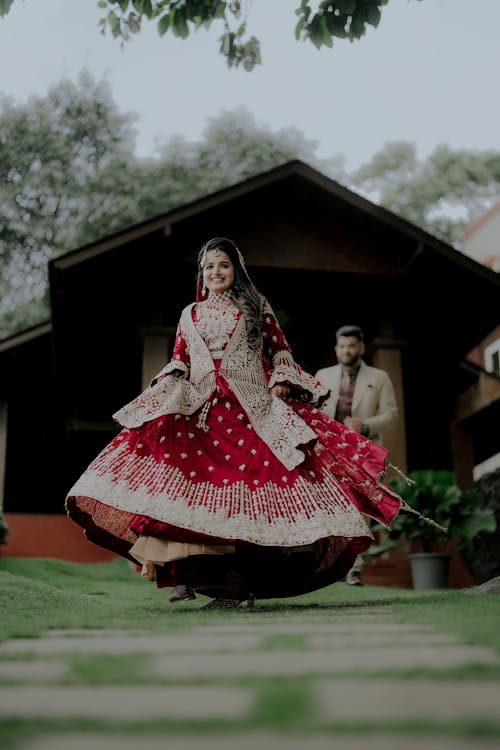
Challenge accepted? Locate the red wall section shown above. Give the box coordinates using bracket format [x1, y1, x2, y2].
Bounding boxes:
[1, 514, 116, 563]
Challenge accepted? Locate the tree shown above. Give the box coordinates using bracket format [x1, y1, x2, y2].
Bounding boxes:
[155, 106, 330, 196]
[0, 0, 14, 16]
[69, 106, 330, 246]
[350, 141, 500, 246]
[0, 78, 327, 339]
[0, 72, 140, 337]
[100, 0, 398, 70]
[68, 104, 331, 242]
[2, 70, 499, 341]
[0, 1, 417, 71]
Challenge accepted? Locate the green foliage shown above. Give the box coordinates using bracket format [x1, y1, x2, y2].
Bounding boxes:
[0, 71, 138, 339]
[461, 469, 500, 584]
[66, 104, 326, 245]
[295, 0, 390, 51]
[371, 470, 497, 555]
[92, 0, 417, 70]
[94, 0, 263, 70]
[0, 0, 14, 16]
[1, 68, 499, 341]
[351, 141, 500, 246]
[0, 78, 325, 340]
[0, 511, 9, 545]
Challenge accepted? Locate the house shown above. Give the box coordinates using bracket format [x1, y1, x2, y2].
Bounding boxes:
[463, 202, 500, 478]
[1, 160, 499, 561]
[463, 201, 500, 273]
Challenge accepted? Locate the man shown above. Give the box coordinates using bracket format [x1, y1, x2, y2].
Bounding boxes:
[315, 324, 399, 584]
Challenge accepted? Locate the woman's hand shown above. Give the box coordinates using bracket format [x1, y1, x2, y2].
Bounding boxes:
[271, 383, 290, 400]
[151, 369, 187, 387]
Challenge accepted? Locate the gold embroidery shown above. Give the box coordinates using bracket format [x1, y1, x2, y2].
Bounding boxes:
[69, 445, 374, 547]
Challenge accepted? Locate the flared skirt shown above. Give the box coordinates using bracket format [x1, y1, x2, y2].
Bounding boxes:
[66, 381, 402, 595]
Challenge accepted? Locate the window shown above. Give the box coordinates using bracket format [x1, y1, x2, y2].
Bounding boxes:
[484, 338, 500, 376]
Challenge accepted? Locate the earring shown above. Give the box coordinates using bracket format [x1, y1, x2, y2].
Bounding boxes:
[202, 284, 207, 298]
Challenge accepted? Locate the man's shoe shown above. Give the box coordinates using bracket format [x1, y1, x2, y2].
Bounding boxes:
[169, 585, 196, 602]
[344, 570, 363, 586]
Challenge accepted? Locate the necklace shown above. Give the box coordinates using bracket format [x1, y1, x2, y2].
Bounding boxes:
[196, 291, 240, 355]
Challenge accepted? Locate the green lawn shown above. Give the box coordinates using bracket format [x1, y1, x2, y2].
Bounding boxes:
[1, 557, 500, 748]
[1, 557, 500, 651]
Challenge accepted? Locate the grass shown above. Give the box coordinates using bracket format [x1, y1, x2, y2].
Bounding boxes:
[0, 557, 180, 638]
[1, 557, 500, 747]
[2, 557, 500, 650]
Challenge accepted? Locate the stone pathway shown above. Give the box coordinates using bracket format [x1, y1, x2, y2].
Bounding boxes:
[1, 603, 499, 750]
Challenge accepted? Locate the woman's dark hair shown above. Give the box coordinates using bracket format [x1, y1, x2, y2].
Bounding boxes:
[197, 237, 262, 349]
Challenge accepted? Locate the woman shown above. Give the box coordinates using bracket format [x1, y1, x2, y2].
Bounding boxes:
[66, 237, 408, 609]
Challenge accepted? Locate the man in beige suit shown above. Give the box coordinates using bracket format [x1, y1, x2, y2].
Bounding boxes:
[315, 324, 398, 584]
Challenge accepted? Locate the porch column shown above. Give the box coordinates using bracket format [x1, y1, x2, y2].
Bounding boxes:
[370, 339, 408, 473]
[449, 419, 475, 491]
[141, 326, 176, 391]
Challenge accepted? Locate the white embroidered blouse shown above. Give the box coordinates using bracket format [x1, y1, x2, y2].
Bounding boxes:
[194, 291, 240, 359]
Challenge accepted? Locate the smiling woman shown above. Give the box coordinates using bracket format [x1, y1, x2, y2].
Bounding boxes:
[65, 236, 415, 610]
[202, 248, 235, 294]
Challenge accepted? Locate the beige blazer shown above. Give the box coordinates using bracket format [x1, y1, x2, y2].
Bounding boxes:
[315, 360, 398, 443]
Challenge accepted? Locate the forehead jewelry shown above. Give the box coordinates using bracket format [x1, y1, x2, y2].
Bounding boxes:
[200, 246, 223, 267]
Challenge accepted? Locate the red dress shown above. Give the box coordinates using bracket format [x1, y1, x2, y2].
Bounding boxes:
[66, 292, 403, 599]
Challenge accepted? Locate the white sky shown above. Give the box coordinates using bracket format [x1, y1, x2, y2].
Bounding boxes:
[0, 0, 499, 171]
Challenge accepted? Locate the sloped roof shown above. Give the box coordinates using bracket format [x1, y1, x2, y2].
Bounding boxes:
[0, 322, 51, 354]
[51, 159, 499, 286]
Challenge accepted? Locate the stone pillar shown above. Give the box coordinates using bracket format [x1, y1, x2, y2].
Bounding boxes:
[449, 419, 475, 491]
[370, 339, 408, 473]
[140, 327, 176, 391]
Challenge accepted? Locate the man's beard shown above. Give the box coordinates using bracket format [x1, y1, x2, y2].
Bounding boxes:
[341, 355, 360, 367]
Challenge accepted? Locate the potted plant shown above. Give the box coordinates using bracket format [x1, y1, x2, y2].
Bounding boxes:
[366, 469, 496, 589]
[460, 468, 500, 584]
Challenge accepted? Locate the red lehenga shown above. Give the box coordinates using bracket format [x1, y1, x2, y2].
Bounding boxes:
[66, 291, 405, 600]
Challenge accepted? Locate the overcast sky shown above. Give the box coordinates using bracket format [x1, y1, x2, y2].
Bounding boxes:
[0, 0, 499, 171]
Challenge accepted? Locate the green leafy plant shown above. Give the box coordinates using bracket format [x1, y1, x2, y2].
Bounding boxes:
[0, 510, 9, 545]
[367, 469, 497, 556]
[461, 468, 500, 583]
[88, 0, 416, 71]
